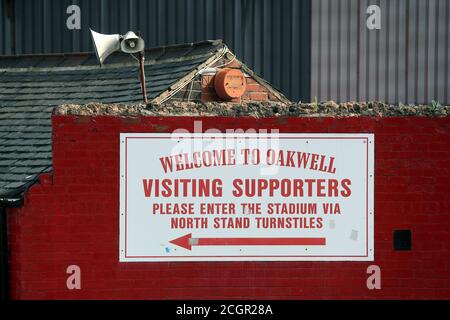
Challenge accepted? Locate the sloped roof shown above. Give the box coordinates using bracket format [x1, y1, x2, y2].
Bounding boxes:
[0, 40, 225, 206]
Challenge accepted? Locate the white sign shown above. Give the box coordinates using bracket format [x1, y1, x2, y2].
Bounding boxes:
[120, 133, 374, 262]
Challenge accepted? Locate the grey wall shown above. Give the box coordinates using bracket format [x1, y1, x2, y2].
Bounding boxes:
[311, 0, 450, 105]
[2, 0, 450, 105]
[0, 0, 311, 102]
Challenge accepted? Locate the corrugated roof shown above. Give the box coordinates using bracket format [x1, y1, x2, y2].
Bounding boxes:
[0, 40, 224, 205]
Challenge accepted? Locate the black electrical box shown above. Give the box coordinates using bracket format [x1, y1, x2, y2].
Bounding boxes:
[393, 230, 412, 251]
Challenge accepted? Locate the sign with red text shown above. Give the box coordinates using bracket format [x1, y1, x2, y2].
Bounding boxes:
[120, 133, 374, 262]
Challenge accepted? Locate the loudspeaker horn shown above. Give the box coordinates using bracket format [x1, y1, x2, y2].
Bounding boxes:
[120, 31, 145, 54]
[90, 29, 121, 65]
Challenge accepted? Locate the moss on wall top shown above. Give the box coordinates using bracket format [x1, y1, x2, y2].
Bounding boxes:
[54, 101, 450, 117]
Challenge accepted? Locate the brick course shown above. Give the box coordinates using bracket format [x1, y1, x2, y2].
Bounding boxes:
[200, 60, 283, 103]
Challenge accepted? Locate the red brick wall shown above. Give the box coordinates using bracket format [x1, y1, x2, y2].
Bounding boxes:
[6, 115, 450, 299]
[201, 60, 283, 103]
[201, 75, 280, 103]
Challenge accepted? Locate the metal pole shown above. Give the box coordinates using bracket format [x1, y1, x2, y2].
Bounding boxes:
[138, 51, 148, 104]
[0, 207, 9, 300]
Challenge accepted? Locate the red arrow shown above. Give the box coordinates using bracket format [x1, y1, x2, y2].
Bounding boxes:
[170, 233, 326, 251]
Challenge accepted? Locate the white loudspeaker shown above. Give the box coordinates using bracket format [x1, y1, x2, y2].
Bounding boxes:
[90, 29, 121, 65]
[120, 31, 145, 54]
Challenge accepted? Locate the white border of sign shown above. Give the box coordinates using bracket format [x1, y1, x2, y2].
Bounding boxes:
[119, 133, 374, 262]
